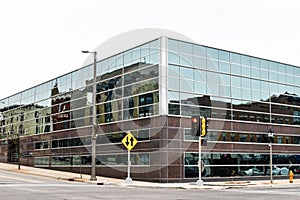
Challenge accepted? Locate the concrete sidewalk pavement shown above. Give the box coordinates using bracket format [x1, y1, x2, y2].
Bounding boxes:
[0, 162, 299, 189]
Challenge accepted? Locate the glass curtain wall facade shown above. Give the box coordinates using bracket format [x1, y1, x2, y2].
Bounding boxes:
[0, 39, 159, 167]
[166, 38, 300, 178]
[1, 35, 300, 181]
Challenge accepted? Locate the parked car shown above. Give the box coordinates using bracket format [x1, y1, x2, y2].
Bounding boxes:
[240, 167, 264, 176]
[266, 166, 289, 175]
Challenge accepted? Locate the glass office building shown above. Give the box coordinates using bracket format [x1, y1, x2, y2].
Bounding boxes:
[1, 29, 300, 182]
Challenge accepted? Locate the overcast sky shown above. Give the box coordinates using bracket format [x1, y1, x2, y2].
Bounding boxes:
[0, 0, 299, 99]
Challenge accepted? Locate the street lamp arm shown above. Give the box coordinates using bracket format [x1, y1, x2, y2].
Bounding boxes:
[82, 50, 97, 54]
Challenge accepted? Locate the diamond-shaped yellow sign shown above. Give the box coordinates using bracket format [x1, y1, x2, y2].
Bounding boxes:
[122, 132, 138, 151]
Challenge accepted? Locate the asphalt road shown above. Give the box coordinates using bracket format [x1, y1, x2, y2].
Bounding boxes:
[1, 169, 300, 200]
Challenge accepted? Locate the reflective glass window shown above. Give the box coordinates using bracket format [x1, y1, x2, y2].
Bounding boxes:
[295, 87, 300, 96]
[251, 89, 261, 101]
[168, 77, 180, 91]
[241, 77, 251, 89]
[194, 69, 206, 82]
[251, 79, 260, 90]
[194, 56, 206, 69]
[181, 79, 193, 92]
[219, 50, 230, 62]
[124, 51, 132, 64]
[261, 81, 269, 91]
[207, 83, 219, 96]
[278, 84, 287, 94]
[295, 67, 300, 77]
[242, 88, 251, 100]
[219, 62, 230, 73]
[180, 92, 194, 104]
[286, 85, 295, 94]
[194, 81, 206, 94]
[131, 47, 140, 61]
[260, 91, 273, 101]
[180, 54, 193, 66]
[21, 88, 35, 105]
[278, 63, 286, 73]
[295, 76, 300, 86]
[260, 70, 268, 80]
[207, 71, 219, 84]
[206, 59, 218, 71]
[241, 55, 251, 66]
[141, 43, 150, 57]
[241, 66, 251, 77]
[180, 67, 193, 80]
[9, 93, 21, 105]
[232, 76, 241, 87]
[194, 45, 206, 58]
[168, 65, 180, 78]
[270, 71, 278, 82]
[269, 62, 278, 72]
[206, 48, 218, 60]
[278, 73, 286, 84]
[115, 54, 123, 66]
[232, 87, 241, 99]
[286, 65, 294, 75]
[222, 86, 231, 98]
[168, 91, 180, 103]
[286, 75, 294, 85]
[168, 103, 180, 115]
[180, 41, 193, 54]
[35, 82, 52, 103]
[230, 53, 241, 64]
[57, 74, 72, 93]
[270, 83, 279, 94]
[149, 39, 159, 53]
[251, 68, 260, 79]
[251, 57, 259, 68]
[231, 64, 241, 75]
[149, 53, 159, 64]
[259, 59, 268, 70]
[168, 39, 179, 52]
[219, 74, 230, 86]
[168, 52, 180, 64]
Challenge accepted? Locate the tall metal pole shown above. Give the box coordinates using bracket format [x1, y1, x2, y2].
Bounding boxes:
[90, 51, 97, 181]
[196, 136, 203, 186]
[17, 133, 20, 170]
[270, 142, 273, 184]
[268, 128, 274, 185]
[82, 50, 98, 181]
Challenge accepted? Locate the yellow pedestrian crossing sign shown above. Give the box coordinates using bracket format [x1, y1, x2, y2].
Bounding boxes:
[122, 132, 138, 151]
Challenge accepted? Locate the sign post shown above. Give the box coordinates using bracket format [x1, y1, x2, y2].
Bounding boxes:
[122, 132, 138, 184]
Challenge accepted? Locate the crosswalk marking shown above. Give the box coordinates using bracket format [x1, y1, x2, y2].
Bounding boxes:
[227, 188, 300, 196]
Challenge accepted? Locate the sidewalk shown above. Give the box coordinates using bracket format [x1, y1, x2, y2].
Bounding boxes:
[0, 162, 298, 189]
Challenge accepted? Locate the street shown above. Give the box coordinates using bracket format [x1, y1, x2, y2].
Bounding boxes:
[1, 169, 300, 200]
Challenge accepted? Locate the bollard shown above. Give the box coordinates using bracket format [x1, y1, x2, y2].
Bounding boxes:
[289, 170, 294, 183]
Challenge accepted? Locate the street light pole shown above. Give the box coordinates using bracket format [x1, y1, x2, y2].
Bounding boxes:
[82, 50, 97, 181]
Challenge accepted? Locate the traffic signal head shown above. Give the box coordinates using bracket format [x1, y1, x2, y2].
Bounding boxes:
[201, 117, 207, 137]
[191, 116, 200, 136]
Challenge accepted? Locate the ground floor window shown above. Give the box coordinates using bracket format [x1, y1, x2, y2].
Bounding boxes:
[184, 152, 300, 178]
[34, 152, 150, 167]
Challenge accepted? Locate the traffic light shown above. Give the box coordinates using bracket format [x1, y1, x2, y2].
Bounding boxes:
[191, 116, 200, 136]
[200, 117, 207, 137]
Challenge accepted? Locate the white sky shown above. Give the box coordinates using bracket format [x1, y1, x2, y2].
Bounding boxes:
[0, 0, 300, 99]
